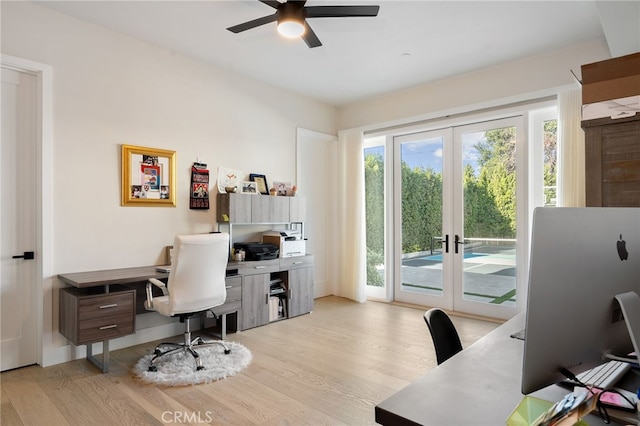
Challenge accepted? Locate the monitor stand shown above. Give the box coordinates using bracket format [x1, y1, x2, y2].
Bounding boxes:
[614, 291, 640, 360]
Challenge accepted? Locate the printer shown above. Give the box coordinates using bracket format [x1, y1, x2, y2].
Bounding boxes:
[233, 242, 279, 261]
[262, 229, 306, 258]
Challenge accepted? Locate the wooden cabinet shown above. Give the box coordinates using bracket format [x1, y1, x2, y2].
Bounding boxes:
[281, 255, 314, 317]
[217, 193, 312, 330]
[59, 287, 136, 345]
[217, 193, 297, 224]
[251, 195, 290, 223]
[234, 255, 314, 330]
[239, 273, 270, 329]
[216, 193, 252, 223]
[288, 266, 314, 317]
[583, 115, 640, 206]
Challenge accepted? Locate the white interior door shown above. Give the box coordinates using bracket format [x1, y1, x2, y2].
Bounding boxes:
[1, 67, 39, 370]
[296, 128, 338, 298]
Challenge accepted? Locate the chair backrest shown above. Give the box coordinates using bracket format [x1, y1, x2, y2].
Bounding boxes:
[166, 233, 229, 315]
[423, 308, 463, 365]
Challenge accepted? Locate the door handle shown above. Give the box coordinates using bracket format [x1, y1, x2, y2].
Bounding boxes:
[443, 235, 449, 253]
[454, 235, 465, 254]
[12, 251, 34, 260]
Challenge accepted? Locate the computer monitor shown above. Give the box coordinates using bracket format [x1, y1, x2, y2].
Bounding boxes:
[521, 207, 640, 394]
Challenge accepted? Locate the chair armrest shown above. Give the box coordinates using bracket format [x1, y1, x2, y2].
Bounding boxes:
[148, 278, 168, 295]
[145, 278, 168, 310]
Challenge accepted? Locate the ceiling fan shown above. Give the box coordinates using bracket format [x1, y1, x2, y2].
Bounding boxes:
[227, 0, 380, 48]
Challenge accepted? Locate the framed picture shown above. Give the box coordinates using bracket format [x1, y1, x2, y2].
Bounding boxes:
[121, 144, 176, 207]
[250, 173, 269, 195]
[273, 181, 294, 196]
[240, 181, 258, 194]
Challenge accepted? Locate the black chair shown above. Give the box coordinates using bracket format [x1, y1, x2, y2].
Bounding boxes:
[423, 308, 463, 365]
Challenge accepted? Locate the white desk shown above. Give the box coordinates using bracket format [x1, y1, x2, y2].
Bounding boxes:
[375, 313, 638, 425]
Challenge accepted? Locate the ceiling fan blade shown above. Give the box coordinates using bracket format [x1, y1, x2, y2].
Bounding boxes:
[227, 14, 277, 33]
[302, 22, 322, 48]
[305, 5, 380, 18]
[259, 0, 283, 9]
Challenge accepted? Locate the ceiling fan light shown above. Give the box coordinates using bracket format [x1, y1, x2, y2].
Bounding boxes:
[277, 20, 305, 38]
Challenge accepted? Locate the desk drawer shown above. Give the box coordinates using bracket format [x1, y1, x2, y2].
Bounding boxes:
[233, 259, 279, 276]
[60, 288, 136, 346]
[216, 276, 241, 315]
[279, 255, 314, 270]
[78, 292, 134, 321]
[78, 314, 135, 344]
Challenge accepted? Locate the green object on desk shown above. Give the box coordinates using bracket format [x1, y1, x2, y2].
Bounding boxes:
[506, 396, 553, 426]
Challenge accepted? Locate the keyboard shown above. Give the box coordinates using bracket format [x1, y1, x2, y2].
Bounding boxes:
[567, 360, 631, 390]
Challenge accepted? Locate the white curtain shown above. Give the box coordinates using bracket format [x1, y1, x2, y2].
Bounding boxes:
[337, 129, 367, 302]
[557, 88, 586, 207]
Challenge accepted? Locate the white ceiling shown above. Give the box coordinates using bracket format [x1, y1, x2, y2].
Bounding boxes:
[33, 0, 640, 106]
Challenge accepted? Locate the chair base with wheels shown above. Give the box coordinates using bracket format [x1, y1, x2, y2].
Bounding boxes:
[148, 313, 231, 372]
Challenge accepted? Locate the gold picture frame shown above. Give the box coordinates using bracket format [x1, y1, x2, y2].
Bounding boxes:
[121, 144, 176, 207]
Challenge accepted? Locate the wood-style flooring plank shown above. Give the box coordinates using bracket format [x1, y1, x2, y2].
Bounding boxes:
[0, 296, 499, 425]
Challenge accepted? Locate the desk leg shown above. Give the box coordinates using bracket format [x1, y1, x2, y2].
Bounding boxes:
[200, 313, 229, 340]
[86, 340, 110, 373]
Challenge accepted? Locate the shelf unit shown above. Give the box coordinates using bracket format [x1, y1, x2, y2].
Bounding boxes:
[216, 193, 313, 330]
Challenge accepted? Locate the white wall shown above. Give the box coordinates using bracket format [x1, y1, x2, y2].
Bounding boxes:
[337, 39, 612, 131]
[2, 1, 337, 366]
[296, 128, 338, 298]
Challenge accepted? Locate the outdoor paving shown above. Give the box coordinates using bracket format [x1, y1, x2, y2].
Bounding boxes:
[400, 247, 517, 307]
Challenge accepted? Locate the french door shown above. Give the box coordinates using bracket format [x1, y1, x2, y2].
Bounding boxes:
[393, 117, 523, 319]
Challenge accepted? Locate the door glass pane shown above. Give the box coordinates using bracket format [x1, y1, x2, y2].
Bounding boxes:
[364, 146, 385, 288]
[461, 127, 516, 307]
[400, 138, 444, 296]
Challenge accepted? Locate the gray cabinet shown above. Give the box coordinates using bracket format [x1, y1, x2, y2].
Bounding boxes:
[217, 193, 305, 224]
[216, 193, 252, 223]
[239, 273, 270, 330]
[251, 195, 290, 223]
[232, 255, 314, 330]
[288, 266, 314, 317]
[217, 193, 312, 330]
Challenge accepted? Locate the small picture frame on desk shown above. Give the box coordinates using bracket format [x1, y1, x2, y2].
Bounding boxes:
[165, 245, 173, 265]
[250, 173, 269, 195]
[240, 181, 258, 194]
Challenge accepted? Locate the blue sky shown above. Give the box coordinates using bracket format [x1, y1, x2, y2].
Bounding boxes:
[365, 132, 484, 175]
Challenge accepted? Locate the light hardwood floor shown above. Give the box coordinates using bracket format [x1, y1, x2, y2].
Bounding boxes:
[1, 296, 500, 425]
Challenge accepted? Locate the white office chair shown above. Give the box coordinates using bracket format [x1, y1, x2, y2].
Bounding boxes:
[144, 233, 231, 372]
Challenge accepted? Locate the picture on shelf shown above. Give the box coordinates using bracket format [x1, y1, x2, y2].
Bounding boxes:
[273, 181, 295, 196]
[250, 173, 269, 195]
[240, 181, 258, 194]
[217, 167, 244, 194]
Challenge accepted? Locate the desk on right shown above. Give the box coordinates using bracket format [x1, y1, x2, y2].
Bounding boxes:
[375, 313, 639, 425]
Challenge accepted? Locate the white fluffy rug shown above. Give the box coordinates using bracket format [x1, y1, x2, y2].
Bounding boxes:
[133, 341, 252, 386]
